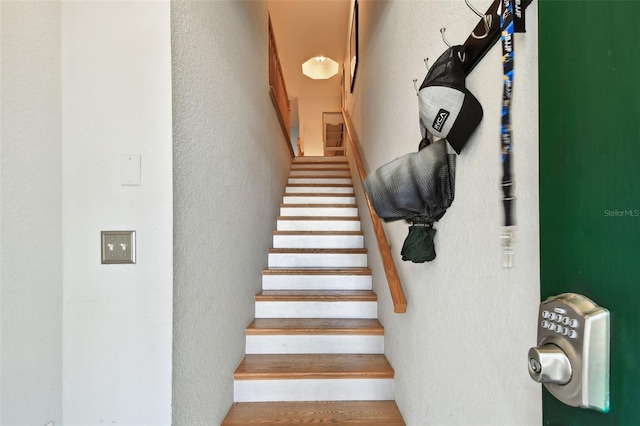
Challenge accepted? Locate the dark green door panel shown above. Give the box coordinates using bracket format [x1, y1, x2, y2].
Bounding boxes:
[539, 0, 640, 425]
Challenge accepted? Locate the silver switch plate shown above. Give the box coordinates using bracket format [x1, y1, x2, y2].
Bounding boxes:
[101, 231, 136, 264]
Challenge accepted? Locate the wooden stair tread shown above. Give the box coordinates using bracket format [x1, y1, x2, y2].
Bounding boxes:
[246, 318, 383, 335]
[287, 183, 353, 187]
[288, 175, 351, 179]
[262, 268, 371, 276]
[291, 167, 349, 172]
[256, 290, 377, 302]
[293, 156, 347, 162]
[292, 159, 347, 162]
[291, 159, 348, 162]
[280, 203, 357, 208]
[234, 354, 394, 380]
[291, 166, 348, 169]
[273, 230, 363, 236]
[222, 401, 405, 425]
[289, 167, 348, 171]
[277, 216, 361, 221]
[268, 248, 367, 254]
[283, 192, 355, 197]
[287, 173, 353, 178]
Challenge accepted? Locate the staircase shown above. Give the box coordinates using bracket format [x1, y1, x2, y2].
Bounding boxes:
[222, 156, 405, 425]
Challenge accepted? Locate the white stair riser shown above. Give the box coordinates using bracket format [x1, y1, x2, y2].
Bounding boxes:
[262, 274, 372, 290]
[288, 178, 352, 185]
[286, 186, 353, 194]
[280, 207, 358, 217]
[234, 378, 394, 402]
[277, 219, 361, 232]
[282, 195, 356, 205]
[294, 157, 347, 163]
[268, 253, 367, 268]
[255, 301, 377, 319]
[272, 234, 363, 249]
[246, 335, 384, 354]
[291, 163, 348, 169]
[290, 170, 351, 177]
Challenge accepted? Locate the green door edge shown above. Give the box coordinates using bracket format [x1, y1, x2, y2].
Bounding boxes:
[539, 1, 640, 425]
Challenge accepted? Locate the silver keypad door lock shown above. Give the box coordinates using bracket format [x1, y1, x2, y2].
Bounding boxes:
[528, 293, 610, 412]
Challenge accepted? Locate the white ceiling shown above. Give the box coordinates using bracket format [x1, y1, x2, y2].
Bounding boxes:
[268, 0, 351, 99]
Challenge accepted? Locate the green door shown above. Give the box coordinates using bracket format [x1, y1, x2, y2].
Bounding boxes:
[539, 0, 640, 424]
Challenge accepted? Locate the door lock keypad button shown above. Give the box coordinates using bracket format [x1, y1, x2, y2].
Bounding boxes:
[540, 310, 580, 337]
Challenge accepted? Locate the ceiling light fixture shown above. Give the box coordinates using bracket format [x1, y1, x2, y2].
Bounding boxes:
[302, 56, 339, 80]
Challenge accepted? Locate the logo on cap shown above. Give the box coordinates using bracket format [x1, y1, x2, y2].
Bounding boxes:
[432, 109, 450, 132]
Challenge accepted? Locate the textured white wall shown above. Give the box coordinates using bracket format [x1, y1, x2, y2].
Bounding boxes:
[171, 1, 291, 424]
[346, 1, 541, 424]
[0, 10, 2, 408]
[0, 2, 63, 424]
[61, 2, 173, 424]
[298, 96, 341, 156]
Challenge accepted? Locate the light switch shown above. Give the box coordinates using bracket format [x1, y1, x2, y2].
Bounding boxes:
[121, 155, 141, 186]
[101, 231, 136, 264]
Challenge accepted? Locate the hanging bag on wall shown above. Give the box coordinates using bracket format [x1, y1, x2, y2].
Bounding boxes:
[364, 138, 456, 263]
[364, 45, 483, 263]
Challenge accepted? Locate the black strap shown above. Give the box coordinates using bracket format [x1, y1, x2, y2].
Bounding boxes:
[501, 0, 515, 228]
[514, 0, 526, 33]
[500, 0, 516, 267]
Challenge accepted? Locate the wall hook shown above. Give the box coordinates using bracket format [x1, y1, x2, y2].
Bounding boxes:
[457, 0, 532, 76]
[440, 27, 452, 48]
[440, 28, 466, 62]
[465, 0, 492, 39]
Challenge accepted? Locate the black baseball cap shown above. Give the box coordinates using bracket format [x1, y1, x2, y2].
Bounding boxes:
[418, 46, 483, 154]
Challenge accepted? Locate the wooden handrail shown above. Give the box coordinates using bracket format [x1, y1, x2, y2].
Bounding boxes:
[296, 138, 304, 156]
[268, 16, 294, 158]
[341, 109, 407, 313]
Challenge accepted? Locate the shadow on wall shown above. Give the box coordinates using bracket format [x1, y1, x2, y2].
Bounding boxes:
[290, 126, 300, 155]
[366, 0, 391, 36]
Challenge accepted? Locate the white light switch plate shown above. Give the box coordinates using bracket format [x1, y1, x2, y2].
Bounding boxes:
[121, 154, 141, 185]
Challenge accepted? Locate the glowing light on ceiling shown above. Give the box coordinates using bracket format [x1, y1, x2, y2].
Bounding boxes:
[302, 56, 339, 80]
